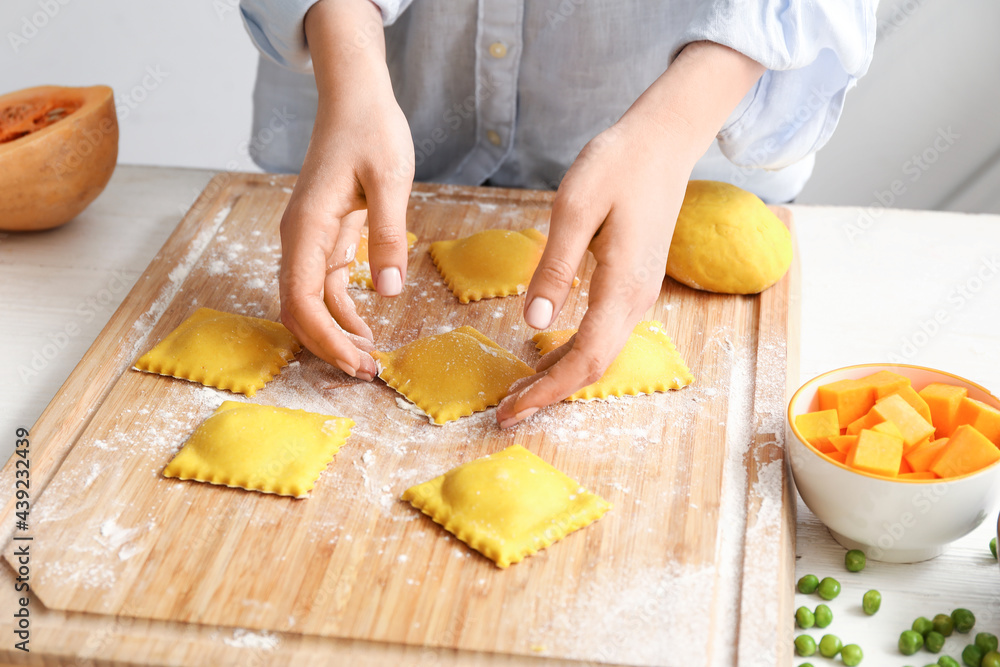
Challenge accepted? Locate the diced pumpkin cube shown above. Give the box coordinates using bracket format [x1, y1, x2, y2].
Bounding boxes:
[898, 457, 914, 474]
[870, 394, 936, 450]
[878, 385, 933, 424]
[872, 420, 905, 441]
[794, 409, 841, 451]
[846, 410, 883, 436]
[918, 383, 968, 438]
[818, 379, 876, 429]
[904, 438, 950, 473]
[824, 450, 848, 464]
[828, 434, 858, 454]
[898, 471, 938, 480]
[930, 425, 1000, 478]
[862, 370, 912, 399]
[847, 429, 904, 477]
[955, 397, 1000, 446]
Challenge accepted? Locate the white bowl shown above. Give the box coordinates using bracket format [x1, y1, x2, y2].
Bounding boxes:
[787, 364, 1000, 563]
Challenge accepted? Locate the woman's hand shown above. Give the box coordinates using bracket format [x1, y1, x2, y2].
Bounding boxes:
[279, 0, 414, 381]
[497, 41, 765, 427]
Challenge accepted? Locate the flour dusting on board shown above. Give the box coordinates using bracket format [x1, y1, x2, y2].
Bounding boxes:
[222, 628, 280, 650]
[527, 565, 716, 665]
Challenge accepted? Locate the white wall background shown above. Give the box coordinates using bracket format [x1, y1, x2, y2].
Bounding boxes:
[3, 0, 998, 212]
[1, 0, 261, 172]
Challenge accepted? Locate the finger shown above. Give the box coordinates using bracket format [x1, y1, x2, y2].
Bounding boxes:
[323, 210, 373, 341]
[323, 271, 374, 341]
[497, 372, 546, 428]
[363, 171, 412, 297]
[535, 333, 577, 373]
[523, 178, 605, 330]
[504, 260, 649, 420]
[279, 210, 372, 378]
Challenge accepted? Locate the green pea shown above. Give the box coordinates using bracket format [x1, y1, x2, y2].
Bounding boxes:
[795, 605, 815, 629]
[795, 634, 817, 657]
[940, 657, 962, 667]
[817, 576, 841, 600]
[977, 634, 1000, 655]
[900, 630, 926, 655]
[954, 608, 977, 634]
[914, 617, 935, 636]
[862, 589, 881, 615]
[797, 574, 819, 594]
[991, 537, 997, 559]
[842, 643, 864, 666]
[964, 643, 984, 667]
[935, 614, 956, 637]
[984, 652, 1000, 667]
[926, 631, 946, 653]
[819, 634, 843, 658]
[814, 604, 833, 628]
[845, 548, 867, 572]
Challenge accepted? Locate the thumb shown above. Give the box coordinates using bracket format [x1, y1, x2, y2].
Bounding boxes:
[364, 173, 412, 298]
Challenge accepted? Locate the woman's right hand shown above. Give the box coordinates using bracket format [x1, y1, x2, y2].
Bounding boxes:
[279, 0, 414, 381]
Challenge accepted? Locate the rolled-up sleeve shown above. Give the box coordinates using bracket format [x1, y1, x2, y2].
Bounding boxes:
[239, 0, 416, 72]
[674, 1, 876, 170]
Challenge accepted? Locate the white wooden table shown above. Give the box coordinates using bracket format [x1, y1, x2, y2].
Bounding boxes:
[1, 165, 999, 665]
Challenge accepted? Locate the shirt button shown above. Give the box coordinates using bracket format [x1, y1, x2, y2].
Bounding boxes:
[486, 130, 502, 146]
[489, 42, 508, 58]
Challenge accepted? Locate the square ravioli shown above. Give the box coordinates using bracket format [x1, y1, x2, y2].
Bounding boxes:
[374, 326, 534, 425]
[134, 307, 300, 397]
[163, 401, 354, 498]
[402, 444, 611, 568]
[348, 229, 418, 289]
[533, 320, 694, 401]
[429, 228, 547, 303]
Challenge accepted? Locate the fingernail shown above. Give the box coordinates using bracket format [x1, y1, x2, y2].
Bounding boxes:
[355, 370, 373, 382]
[514, 407, 538, 422]
[525, 297, 553, 329]
[499, 417, 519, 429]
[335, 359, 356, 378]
[377, 267, 402, 296]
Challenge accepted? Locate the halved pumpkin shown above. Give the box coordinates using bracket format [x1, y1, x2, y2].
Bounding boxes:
[0, 85, 118, 231]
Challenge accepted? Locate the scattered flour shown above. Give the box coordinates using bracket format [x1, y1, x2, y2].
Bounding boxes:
[222, 628, 279, 650]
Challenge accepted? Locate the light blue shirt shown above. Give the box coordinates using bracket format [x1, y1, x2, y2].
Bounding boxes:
[240, 0, 875, 203]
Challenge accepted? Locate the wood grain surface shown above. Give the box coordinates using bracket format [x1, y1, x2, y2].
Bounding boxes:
[0, 174, 796, 666]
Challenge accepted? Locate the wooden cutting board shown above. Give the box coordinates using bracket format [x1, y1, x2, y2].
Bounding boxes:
[0, 174, 796, 666]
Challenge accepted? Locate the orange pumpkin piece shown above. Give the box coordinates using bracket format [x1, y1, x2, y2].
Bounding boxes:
[818, 379, 876, 429]
[846, 410, 883, 436]
[846, 429, 904, 478]
[898, 471, 938, 480]
[864, 370, 912, 399]
[918, 383, 969, 438]
[954, 397, 1000, 446]
[930, 425, 1000, 478]
[0, 85, 118, 231]
[828, 434, 858, 454]
[879, 385, 933, 424]
[904, 438, 950, 473]
[872, 420, 905, 441]
[869, 394, 936, 450]
[898, 457, 914, 475]
[824, 450, 848, 464]
[794, 409, 841, 451]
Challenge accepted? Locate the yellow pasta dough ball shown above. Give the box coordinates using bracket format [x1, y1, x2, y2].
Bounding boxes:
[665, 180, 792, 295]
